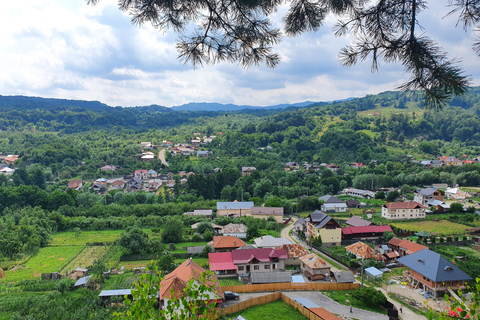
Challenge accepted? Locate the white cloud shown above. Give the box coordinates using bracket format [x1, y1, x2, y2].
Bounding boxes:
[0, 1, 478, 107]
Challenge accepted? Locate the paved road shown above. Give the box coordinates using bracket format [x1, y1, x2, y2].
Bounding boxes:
[158, 149, 169, 167]
[280, 217, 297, 243]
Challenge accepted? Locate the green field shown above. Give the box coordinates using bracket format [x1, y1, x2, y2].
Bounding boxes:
[1, 246, 83, 282]
[390, 220, 470, 235]
[225, 300, 308, 320]
[50, 230, 124, 246]
[60, 246, 109, 274]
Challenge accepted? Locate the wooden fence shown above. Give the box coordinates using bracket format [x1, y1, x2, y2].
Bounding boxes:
[221, 282, 359, 293]
[219, 292, 338, 320]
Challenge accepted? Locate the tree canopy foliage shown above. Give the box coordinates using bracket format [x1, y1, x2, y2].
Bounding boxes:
[87, 0, 480, 107]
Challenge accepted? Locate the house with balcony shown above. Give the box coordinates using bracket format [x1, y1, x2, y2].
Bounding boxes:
[232, 248, 287, 275]
[381, 202, 426, 220]
[413, 188, 443, 205]
[299, 253, 331, 280]
[208, 252, 237, 277]
[398, 249, 472, 298]
[306, 210, 342, 246]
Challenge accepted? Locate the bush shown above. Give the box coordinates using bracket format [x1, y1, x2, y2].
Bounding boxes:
[203, 230, 213, 242]
[351, 287, 386, 307]
[191, 233, 202, 242]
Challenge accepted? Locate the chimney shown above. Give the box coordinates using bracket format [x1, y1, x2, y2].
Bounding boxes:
[234, 240, 236, 246]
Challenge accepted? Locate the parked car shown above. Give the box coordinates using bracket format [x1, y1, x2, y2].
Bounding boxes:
[223, 291, 239, 300]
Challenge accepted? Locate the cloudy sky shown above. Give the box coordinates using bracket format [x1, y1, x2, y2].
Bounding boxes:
[1, 1, 479, 108]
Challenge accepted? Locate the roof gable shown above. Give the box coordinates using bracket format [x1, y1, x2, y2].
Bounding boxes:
[212, 236, 245, 249]
[397, 249, 472, 282]
[345, 216, 372, 227]
[232, 248, 287, 264]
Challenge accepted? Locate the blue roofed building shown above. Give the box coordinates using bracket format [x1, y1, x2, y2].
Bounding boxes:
[397, 249, 472, 297]
[216, 202, 254, 218]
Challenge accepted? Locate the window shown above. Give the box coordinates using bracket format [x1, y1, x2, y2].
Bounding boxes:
[264, 265, 270, 270]
[238, 266, 244, 271]
[254, 265, 259, 270]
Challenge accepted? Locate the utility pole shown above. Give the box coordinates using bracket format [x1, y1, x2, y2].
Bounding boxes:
[360, 257, 364, 288]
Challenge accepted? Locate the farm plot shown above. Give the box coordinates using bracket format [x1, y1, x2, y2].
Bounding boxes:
[390, 220, 470, 235]
[50, 230, 124, 246]
[60, 246, 109, 274]
[1, 246, 83, 283]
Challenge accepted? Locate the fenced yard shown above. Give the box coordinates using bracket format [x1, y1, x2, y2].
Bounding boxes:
[221, 282, 359, 293]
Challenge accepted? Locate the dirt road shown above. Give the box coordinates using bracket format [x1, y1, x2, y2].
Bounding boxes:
[158, 149, 169, 167]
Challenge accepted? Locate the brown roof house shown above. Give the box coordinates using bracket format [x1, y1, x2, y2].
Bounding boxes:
[68, 179, 83, 190]
[345, 216, 373, 227]
[387, 237, 403, 251]
[299, 253, 331, 280]
[159, 258, 224, 310]
[397, 239, 427, 256]
[110, 180, 125, 190]
[210, 236, 245, 252]
[251, 207, 284, 223]
[345, 241, 385, 261]
[276, 244, 310, 266]
[220, 223, 248, 239]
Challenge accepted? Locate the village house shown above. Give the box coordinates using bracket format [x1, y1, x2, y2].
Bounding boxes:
[346, 199, 361, 208]
[196, 150, 210, 157]
[126, 177, 142, 192]
[68, 179, 83, 190]
[4, 155, 19, 164]
[210, 236, 246, 252]
[294, 218, 306, 232]
[0, 167, 15, 175]
[241, 167, 256, 176]
[216, 201, 254, 218]
[220, 223, 248, 239]
[381, 202, 426, 220]
[191, 222, 223, 235]
[93, 180, 107, 193]
[100, 165, 118, 171]
[134, 169, 148, 180]
[345, 216, 373, 227]
[413, 188, 443, 205]
[325, 163, 339, 172]
[343, 188, 377, 199]
[306, 211, 342, 246]
[147, 169, 157, 179]
[140, 151, 155, 161]
[299, 253, 331, 280]
[445, 187, 469, 200]
[276, 244, 309, 266]
[398, 249, 472, 298]
[232, 248, 288, 274]
[110, 180, 125, 190]
[341, 225, 393, 243]
[250, 206, 284, 223]
[426, 199, 450, 213]
[443, 156, 463, 166]
[396, 239, 428, 256]
[319, 195, 348, 213]
[208, 252, 238, 277]
[285, 162, 300, 171]
[159, 258, 224, 310]
[345, 241, 385, 261]
[140, 142, 152, 149]
[349, 162, 365, 169]
[254, 235, 292, 248]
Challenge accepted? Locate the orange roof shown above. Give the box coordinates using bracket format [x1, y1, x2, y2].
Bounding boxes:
[345, 242, 385, 261]
[299, 253, 329, 269]
[159, 258, 223, 300]
[386, 251, 400, 258]
[388, 237, 402, 246]
[309, 307, 341, 320]
[212, 236, 245, 249]
[384, 201, 426, 209]
[398, 239, 427, 255]
[4, 155, 19, 163]
[68, 179, 82, 189]
[276, 244, 309, 258]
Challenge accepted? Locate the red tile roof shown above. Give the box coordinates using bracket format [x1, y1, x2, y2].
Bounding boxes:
[208, 252, 237, 271]
[398, 239, 428, 255]
[388, 237, 402, 246]
[386, 251, 400, 259]
[212, 236, 245, 249]
[345, 242, 385, 261]
[159, 258, 223, 300]
[309, 308, 341, 320]
[68, 179, 82, 189]
[299, 253, 329, 269]
[383, 201, 426, 209]
[276, 244, 309, 259]
[135, 170, 147, 174]
[111, 180, 125, 186]
[342, 225, 392, 235]
[232, 248, 287, 264]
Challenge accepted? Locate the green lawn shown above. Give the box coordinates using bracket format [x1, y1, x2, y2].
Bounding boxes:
[50, 230, 124, 246]
[1, 246, 83, 283]
[102, 272, 137, 290]
[170, 242, 208, 253]
[389, 220, 470, 235]
[225, 300, 308, 320]
[218, 277, 243, 287]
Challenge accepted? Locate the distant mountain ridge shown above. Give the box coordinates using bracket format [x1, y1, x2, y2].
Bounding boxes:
[0, 95, 323, 111]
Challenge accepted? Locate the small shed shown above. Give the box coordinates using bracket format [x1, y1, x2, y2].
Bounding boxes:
[365, 267, 383, 280]
[416, 231, 431, 238]
[331, 271, 355, 283]
[250, 271, 292, 284]
[99, 289, 133, 302]
[74, 275, 93, 288]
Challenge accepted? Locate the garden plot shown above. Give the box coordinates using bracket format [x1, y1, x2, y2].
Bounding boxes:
[60, 246, 109, 274]
[1, 246, 83, 283]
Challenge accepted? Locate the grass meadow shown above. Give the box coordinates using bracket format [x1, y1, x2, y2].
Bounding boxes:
[2, 246, 83, 282]
[389, 220, 470, 234]
[50, 230, 124, 246]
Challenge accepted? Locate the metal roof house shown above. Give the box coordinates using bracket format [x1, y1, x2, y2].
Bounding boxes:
[306, 210, 342, 246]
[397, 249, 472, 297]
[216, 201, 254, 218]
